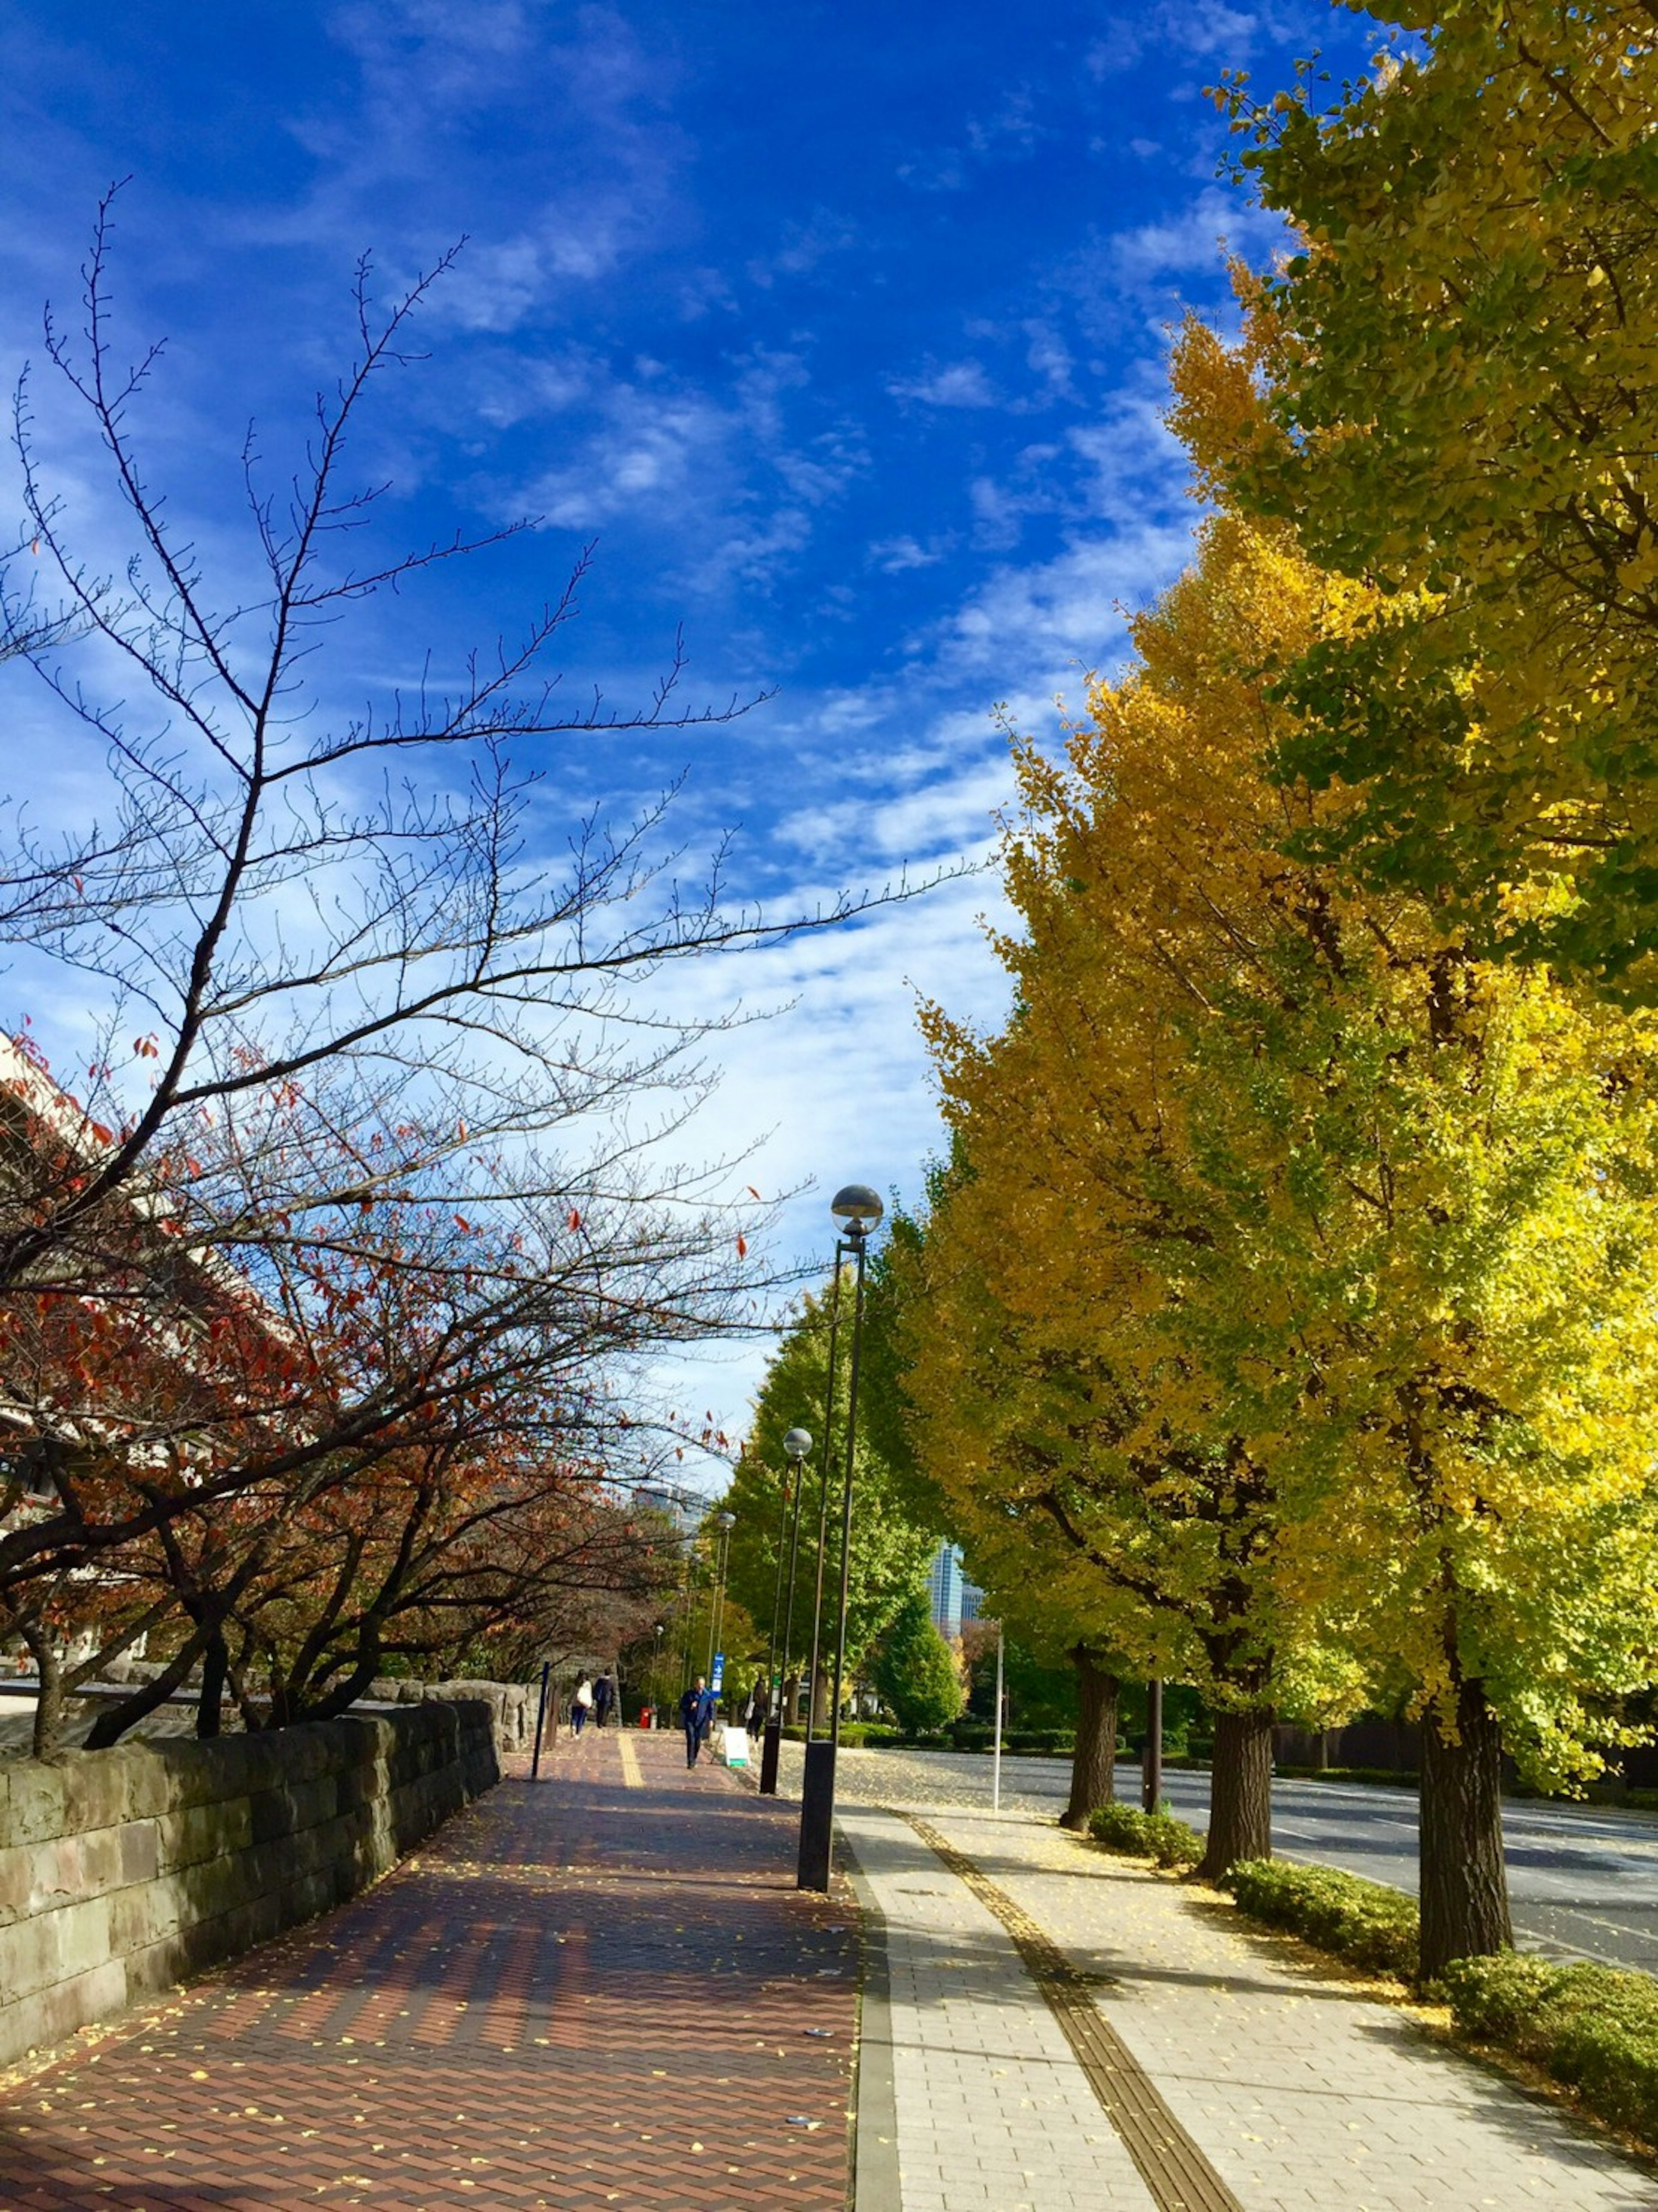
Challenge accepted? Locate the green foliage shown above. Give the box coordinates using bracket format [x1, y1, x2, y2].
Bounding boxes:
[1087, 1801, 1202, 1870]
[1224, 1860, 1420, 1981]
[1212, 3, 1658, 992]
[721, 1277, 934, 1686]
[948, 1719, 996, 1751]
[871, 1587, 965, 1735]
[963, 1631, 1079, 1730]
[1445, 1954, 1658, 2146]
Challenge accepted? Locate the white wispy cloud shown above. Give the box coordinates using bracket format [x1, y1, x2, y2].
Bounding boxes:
[1110, 184, 1288, 285]
[887, 360, 1000, 409]
[868, 535, 952, 574]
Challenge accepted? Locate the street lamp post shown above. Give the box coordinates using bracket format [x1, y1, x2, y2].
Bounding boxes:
[798, 1182, 883, 1892]
[706, 1509, 736, 1702]
[761, 1427, 813, 1795]
[678, 1544, 698, 1702]
[652, 1622, 664, 1718]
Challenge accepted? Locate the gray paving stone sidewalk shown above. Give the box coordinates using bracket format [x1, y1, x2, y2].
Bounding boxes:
[841, 1803, 1658, 2212]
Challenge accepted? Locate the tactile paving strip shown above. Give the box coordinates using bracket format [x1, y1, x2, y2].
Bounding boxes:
[904, 1814, 1245, 2212]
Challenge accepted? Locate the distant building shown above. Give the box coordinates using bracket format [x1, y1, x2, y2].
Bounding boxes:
[927, 1540, 984, 1636]
[628, 1483, 701, 1537]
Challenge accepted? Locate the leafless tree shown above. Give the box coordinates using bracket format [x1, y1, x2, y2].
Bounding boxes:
[0, 189, 926, 1315]
[0, 193, 941, 1684]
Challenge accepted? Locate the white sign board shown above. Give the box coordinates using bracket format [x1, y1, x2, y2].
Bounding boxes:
[722, 1724, 750, 1768]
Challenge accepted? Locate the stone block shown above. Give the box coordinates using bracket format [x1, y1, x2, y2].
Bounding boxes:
[0, 1841, 32, 1924]
[157, 1796, 253, 1870]
[0, 1955, 126, 2070]
[107, 1877, 181, 1955]
[248, 1773, 338, 1843]
[1, 1763, 67, 1848]
[0, 1911, 60, 2004]
[58, 1750, 133, 1836]
[45, 1892, 114, 1982]
[120, 1819, 161, 1887]
[148, 1737, 237, 1811]
[281, 1867, 338, 1926]
[175, 1848, 259, 1926]
[115, 1746, 176, 1822]
[125, 1926, 194, 1999]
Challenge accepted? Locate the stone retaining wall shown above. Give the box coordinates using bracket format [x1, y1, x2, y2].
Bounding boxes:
[369, 1676, 538, 1753]
[0, 1700, 498, 2071]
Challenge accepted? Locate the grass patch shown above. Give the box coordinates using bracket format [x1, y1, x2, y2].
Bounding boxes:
[1223, 1858, 1420, 1981]
[1087, 1800, 1202, 1869]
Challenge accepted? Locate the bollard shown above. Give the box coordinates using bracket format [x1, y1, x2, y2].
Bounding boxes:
[530, 1660, 551, 1780]
[797, 1738, 836, 1890]
[759, 1712, 782, 1795]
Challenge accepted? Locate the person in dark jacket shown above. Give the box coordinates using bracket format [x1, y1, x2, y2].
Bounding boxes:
[679, 1676, 716, 1767]
[744, 1680, 768, 1743]
[592, 1674, 614, 1729]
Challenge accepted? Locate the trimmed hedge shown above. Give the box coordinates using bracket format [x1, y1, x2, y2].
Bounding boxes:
[1087, 1800, 1202, 1869]
[1446, 1953, 1658, 2145]
[1224, 1859, 1420, 1981]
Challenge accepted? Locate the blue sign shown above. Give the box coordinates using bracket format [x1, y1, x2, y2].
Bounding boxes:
[711, 1651, 725, 1692]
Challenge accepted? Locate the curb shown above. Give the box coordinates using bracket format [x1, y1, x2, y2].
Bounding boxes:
[836, 1825, 902, 2212]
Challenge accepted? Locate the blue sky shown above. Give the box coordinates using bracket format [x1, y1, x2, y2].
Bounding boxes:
[0, 0, 1378, 1471]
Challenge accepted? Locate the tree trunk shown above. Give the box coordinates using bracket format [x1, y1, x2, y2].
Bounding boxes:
[84, 1626, 209, 1749]
[810, 1665, 830, 1733]
[1060, 1647, 1118, 1830]
[16, 1616, 67, 1759]
[1419, 1673, 1512, 1980]
[1196, 1706, 1274, 1882]
[196, 1634, 228, 1737]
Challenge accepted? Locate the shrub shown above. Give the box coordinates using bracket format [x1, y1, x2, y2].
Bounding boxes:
[1445, 1954, 1658, 2144]
[1087, 1800, 1202, 1869]
[1224, 1859, 1419, 1981]
[1007, 1727, 1075, 1755]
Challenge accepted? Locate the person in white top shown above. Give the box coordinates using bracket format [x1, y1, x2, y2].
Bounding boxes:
[571, 1675, 594, 1736]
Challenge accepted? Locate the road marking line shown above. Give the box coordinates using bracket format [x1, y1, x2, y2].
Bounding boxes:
[904, 1813, 1244, 2212]
[618, 1733, 643, 1790]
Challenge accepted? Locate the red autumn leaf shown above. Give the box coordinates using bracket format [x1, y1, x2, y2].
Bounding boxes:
[736, 1234, 748, 1258]
[567, 1208, 582, 1233]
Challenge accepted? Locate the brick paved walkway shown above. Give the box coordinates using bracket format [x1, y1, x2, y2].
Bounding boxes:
[0, 1726, 856, 2209]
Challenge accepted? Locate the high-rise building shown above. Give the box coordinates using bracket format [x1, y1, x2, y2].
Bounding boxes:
[930, 1540, 984, 1635]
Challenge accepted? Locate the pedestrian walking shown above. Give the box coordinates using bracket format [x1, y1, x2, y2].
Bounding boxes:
[592, 1673, 614, 1729]
[571, 1674, 594, 1736]
[744, 1680, 767, 1743]
[679, 1674, 716, 1767]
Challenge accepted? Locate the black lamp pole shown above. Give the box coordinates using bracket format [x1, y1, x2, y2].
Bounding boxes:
[801, 1260, 847, 1749]
[761, 1428, 812, 1796]
[798, 1183, 883, 1892]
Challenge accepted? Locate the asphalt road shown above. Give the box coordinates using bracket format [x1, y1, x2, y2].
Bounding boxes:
[826, 1745, 1658, 1974]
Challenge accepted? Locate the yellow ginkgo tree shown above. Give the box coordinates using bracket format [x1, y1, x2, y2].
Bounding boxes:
[1212, 0, 1658, 994]
[910, 484, 1658, 1970]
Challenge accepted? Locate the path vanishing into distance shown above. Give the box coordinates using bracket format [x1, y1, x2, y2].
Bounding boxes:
[790, 1746, 1658, 1977]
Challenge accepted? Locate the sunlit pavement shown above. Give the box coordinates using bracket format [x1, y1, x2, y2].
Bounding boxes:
[0, 1728, 855, 2209]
